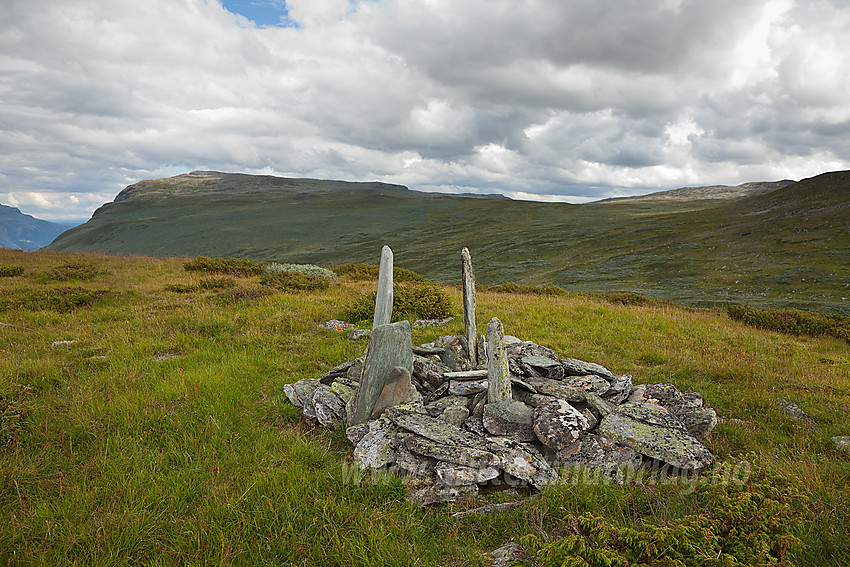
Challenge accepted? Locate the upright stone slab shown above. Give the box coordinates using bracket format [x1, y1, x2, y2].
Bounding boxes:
[461, 247, 478, 367]
[487, 318, 511, 403]
[373, 245, 394, 329]
[351, 320, 413, 424]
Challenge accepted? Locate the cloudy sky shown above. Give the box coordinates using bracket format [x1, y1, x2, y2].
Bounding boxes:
[2, 0, 849, 221]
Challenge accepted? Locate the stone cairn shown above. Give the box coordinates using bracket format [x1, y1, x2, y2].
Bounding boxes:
[285, 246, 718, 505]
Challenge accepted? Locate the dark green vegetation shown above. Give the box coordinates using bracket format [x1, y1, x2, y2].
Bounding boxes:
[47, 170, 850, 315]
[1, 249, 848, 565]
[727, 305, 850, 344]
[0, 204, 69, 250]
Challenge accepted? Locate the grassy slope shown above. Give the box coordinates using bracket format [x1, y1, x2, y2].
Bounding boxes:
[1, 249, 848, 565]
[47, 171, 850, 315]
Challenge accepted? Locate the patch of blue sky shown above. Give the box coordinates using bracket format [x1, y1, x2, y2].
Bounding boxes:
[220, 0, 380, 28]
[219, 0, 298, 28]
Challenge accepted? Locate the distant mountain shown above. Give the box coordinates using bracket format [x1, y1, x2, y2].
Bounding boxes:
[603, 180, 796, 202]
[0, 204, 70, 250]
[46, 170, 850, 314]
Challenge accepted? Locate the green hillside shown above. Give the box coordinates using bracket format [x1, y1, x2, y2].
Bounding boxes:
[47, 170, 850, 314]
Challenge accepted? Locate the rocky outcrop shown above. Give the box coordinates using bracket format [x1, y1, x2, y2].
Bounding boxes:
[285, 334, 718, 505]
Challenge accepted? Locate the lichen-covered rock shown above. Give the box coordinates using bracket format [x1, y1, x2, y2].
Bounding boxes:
[560, 374, 610, 395]
[395, 447, 438, 477]
[408, 483, 478, 506]
[283, 378, 320, 408]
[597, 403, 713, 470]
[389, 411, 499, 452]
[483, 400, 536, 442]
[397, 432, 501, 469]
[488, 437, 559, 489]
[313, 384, 349, 427]
[353, 417, 398, 469]
[532, 399, 591, 451]
[602, 374, 633, 405]
[557, 433, 643, 482]
[634, 383, 717, 439]
[436, 462, 500, 486]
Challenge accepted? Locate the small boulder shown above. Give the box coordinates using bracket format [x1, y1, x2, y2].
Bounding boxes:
[483, 400, 536, 442]
[532, 399, 591, 451]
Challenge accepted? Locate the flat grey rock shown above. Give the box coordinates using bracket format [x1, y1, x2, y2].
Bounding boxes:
[557, 433, 643, 482]
[560, 357, 616, 379]
[353, 417, 398, 469]
[408, 483, 478, 506]
[488, 437, 558, 489]
[398, 432, 500, 469]
[597, 403, 713, 470]
[436, 462, 500, 487]
[351, 320, 413, 425]
[389, 411, 498, 452]
[483, 400, 536, 442]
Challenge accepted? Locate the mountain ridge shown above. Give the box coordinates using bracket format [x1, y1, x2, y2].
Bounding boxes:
[0, 204, 70, 250]
[46, 170, 850, 315]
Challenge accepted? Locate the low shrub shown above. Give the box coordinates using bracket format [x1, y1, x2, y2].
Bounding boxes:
[215, 287, 274, 304]
[0, 265, 24, 277]
[0, 287, 108, 312]
[589, 291, 671, 307]
[520, 473, 800, 566]
[334, 263, 424, 282]
[265, 263, 336, 279]
[200, 276, 236, 290]
[727, 304, 850, 343]
[260, 271, 330, 292]
[487, 281, 569, 296]
[183, 256, 265, 277]
[343, 283, 453, 322]
[44, 261, 99, 282]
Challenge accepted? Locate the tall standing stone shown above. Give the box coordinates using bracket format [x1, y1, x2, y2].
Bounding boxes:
[373, 245, 394, 329]
[351, 320, 413, 425]
[487, 318, 511, 403]
[461, 247, 478, 367]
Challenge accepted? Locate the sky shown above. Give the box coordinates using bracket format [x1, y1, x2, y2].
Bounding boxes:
[2, 0, 849, 222]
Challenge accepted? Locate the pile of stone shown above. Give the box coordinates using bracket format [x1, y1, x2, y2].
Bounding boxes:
[284, 246, 718, 505]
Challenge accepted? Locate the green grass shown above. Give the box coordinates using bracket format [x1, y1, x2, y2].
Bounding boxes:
[1, 249, 848, 565]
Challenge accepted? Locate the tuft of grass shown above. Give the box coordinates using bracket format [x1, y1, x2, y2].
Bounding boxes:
[487, 281, 569, 296]
[587, 291, 676, 308]
[183, 256, 265, 277]
[728, 304, 850, 344]
[42, 261, 100, 282]
[0, 286, 108, 312]
[0, 265, 25, 278]
[199, 276, 236, 290]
